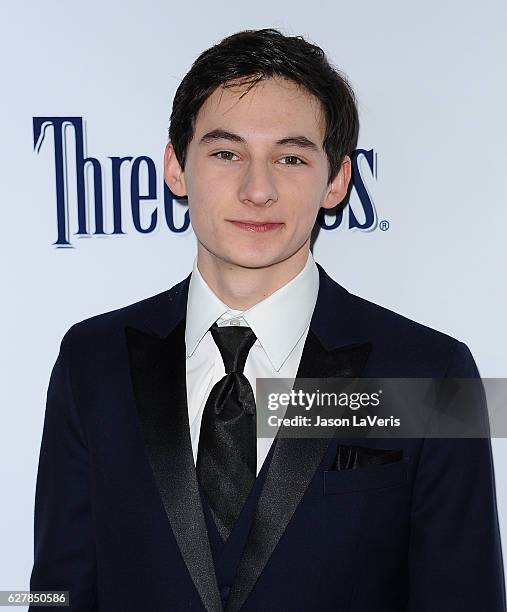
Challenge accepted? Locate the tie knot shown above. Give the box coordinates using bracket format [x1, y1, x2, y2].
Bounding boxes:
[210, 322, 257, 373]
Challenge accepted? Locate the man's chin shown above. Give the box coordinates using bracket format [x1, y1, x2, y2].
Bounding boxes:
[198, 241, 305, 271]
[204, 247, 283, 270]
[223, 255, 283, 270]
[219, 247, 308, 271]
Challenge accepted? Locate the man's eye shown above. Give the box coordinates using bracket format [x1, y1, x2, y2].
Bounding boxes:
[214, 151, 238, 161]
[279, 155, 305, 165]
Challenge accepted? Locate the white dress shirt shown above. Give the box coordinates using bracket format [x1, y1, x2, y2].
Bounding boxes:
[185, 251, 320, 475]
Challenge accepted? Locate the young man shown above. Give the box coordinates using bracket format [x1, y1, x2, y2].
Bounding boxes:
[30, 29, 505, 611]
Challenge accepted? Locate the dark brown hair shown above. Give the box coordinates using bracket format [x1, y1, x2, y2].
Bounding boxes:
[168, 28, 359, 184]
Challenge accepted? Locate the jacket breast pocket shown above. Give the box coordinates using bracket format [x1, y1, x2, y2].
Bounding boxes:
[323, 458, 409, 495]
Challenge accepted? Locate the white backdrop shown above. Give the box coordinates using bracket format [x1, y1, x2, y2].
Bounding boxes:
[2, 0, 507, 604]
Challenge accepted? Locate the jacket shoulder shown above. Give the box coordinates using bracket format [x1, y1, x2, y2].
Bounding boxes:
[343, 288, 476, 376]
[352, 290, 456, 341]
[62, 275, 189, 349]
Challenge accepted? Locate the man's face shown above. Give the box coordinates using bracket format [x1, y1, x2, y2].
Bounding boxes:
[165, 76, 350, 270]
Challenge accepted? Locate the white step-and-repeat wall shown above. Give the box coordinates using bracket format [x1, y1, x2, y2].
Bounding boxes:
[2, 0, 506, 600]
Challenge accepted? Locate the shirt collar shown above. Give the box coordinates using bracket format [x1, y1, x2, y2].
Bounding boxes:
[185, 251, 319, 371]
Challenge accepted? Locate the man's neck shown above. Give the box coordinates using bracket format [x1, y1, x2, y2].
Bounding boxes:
[196, 245, 310, 311]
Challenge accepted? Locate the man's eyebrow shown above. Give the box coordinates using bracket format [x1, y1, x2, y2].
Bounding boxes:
[275, 136, 319, 151]
[198, 129, 319, 151]
[199, 129, 246, 145]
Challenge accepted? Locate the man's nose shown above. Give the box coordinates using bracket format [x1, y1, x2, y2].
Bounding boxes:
[238, 160, 278, 207]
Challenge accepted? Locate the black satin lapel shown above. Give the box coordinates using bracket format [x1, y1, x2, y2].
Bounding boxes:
[125, 319, 222, 612]
[225, 330, 372, 612]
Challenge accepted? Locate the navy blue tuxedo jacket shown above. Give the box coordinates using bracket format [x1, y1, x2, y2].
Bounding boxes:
[29, 263, 505, 611]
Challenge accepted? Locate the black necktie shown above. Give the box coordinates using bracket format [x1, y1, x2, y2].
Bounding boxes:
[196, 321, 257, 538]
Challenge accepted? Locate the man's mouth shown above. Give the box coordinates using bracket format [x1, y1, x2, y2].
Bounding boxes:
[228, 220, 284, 233]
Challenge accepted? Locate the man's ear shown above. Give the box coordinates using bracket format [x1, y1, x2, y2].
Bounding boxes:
[322, 155, 352, 210]
[164, 143, 188, 197]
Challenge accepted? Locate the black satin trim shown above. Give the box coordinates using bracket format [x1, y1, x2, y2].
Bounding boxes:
[224, 331, 372, 612]
[125, 319, 222, 612]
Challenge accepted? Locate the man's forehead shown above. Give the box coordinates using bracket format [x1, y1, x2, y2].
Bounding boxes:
[194, 75, 326, 140]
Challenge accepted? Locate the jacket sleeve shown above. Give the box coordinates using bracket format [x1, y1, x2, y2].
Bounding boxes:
[407, 341, 506, 611]
[29, 327, 98, 611]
